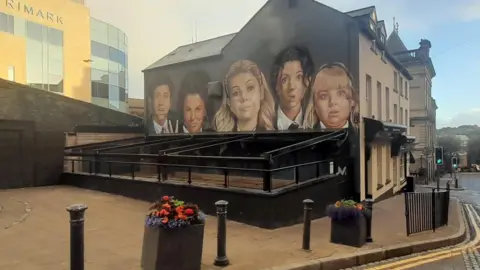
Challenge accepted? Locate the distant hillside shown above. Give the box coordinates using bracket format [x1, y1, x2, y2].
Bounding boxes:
[437, 125, 480, 138]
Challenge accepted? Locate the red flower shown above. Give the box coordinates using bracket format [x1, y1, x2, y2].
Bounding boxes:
[185, 208, 194, 216]
[161, 217, 168, 224]
[162, 203, 171, 210]
[159, 209, 170, 216]
[162, 196, 169, 202]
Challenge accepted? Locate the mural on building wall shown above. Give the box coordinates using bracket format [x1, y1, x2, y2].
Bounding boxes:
[146, 46, 359, 136]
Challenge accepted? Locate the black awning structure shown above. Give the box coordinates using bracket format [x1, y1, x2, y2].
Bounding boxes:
[363, 118, 415, 159]
[364, 118, 408, 145]
[409, 151, 416, 164]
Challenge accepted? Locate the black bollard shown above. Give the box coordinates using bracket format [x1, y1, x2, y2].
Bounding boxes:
[302, 199, 314, 251]
[66, 204, 88, 270]
[365, 198, 374, 242]
[214, 200, 229, 267]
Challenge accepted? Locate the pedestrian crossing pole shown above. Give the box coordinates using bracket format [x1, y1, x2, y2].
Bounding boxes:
[451, 153, 458, 188]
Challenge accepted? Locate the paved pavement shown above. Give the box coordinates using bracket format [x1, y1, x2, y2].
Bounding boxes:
[0, 186, 460, 270]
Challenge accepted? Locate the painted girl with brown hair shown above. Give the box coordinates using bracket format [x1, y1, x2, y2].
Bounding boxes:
[303, 62, 359, 131]
[213, 60, 276, 132]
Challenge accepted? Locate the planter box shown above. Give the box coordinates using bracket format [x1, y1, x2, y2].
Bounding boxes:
[141, 223, 205, 270]
[330, 215, 366, 248]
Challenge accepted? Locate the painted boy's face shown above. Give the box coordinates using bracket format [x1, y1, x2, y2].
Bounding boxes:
[153, 84, 171, 123]
[313, 79, 352, 129]
[183, 94, 205, 133]
[277, 60, 308, 111]
[228, 72, 261, 122]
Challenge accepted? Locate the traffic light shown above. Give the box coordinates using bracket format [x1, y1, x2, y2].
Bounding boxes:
[452, 157, 458, 168]
[435, 147, 444, 165]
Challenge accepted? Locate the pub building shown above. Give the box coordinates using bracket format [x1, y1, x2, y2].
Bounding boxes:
[66, 0, 416, 229]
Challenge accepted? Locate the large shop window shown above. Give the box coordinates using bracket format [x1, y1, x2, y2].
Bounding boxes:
[25, 21, 64, 93]
[0, 12, 14, 34]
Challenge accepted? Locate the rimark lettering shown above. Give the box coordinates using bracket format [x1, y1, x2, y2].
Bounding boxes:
[5, 0, 64, 24]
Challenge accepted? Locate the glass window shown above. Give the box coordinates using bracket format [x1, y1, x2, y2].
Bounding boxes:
[26, 21, 43, 41]
[118, 71, 126, 88]
[26, 39, 44, 86]
[119, 87, 126, 102]
[107, 25, 119, 48]
[0, 12, 14, 34]
[118, 41, 126, 53]
[98, 82, 109, 98]
[48, 59, 63, 75]
[48, 44, 63, 61]
[109, 47, 126, 66]
[109, 85, 120, 109]
[91, 18, 107, 33]
[91, 29, 107, 44]
[48, 28, 63, 46]
[7, 66, 15, 81]
[91, 41, 109, 59]
[118, 31, 125, 44]
[14, 17, 25, 37]
[90, 56, 109, 71]
[48, 74, 64, 93]
[108, 61, 120, 73]
[109, 72, 119, 86]
[91, 68, 109, 84]
[92, 82, 109, 98]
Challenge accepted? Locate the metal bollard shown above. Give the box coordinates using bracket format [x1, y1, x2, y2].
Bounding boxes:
[66, 204, 88, 270]
[214, 200, 229, 266]
[302, 199, 314, 251]
[365, 198, 374, 242]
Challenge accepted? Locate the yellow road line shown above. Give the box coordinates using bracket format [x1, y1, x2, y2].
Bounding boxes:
[390, 251, 462, 270]
[366, 204, 478, 270]
[364, 248, 464, 270]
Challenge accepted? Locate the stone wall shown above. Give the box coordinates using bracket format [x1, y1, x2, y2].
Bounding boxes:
[0, 79, 143, 189]
[0, 79, 142, 132]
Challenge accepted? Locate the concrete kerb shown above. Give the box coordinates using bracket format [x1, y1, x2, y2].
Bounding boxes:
[262, 199, 466, 270]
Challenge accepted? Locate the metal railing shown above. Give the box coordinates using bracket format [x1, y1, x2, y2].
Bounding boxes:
[404, 185, 450, 236]
[64, 155, 339, 192]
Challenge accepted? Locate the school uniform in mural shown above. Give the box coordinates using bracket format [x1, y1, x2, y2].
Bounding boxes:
[145, 49, 358, 136]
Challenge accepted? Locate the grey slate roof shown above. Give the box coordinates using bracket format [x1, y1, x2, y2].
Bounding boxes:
[345, 6, 375, 18]
[144, 33, 237, 71]
[386, 30, 408, 54]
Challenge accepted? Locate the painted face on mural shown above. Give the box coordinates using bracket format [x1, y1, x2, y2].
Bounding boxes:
[312, 66, 354, 129]
[183, 94, 206, 133]
[153, 84, 171, 124]
[277, 60, 307, 112]
[228, 72, 262, 127]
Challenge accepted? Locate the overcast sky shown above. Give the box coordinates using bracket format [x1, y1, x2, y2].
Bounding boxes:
[85, 0, 480, 128]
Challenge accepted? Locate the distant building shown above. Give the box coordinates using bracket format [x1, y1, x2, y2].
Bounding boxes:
[128, 98, 144, 118]
[456, 135, 469, 151]
[387, 32, 437, 181]
[0, 0, 129, 112]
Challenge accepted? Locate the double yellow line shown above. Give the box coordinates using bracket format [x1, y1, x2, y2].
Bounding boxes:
[365, 203, 480, 270]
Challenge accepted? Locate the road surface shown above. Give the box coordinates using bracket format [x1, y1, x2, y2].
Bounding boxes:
[354, 173, 480, 270]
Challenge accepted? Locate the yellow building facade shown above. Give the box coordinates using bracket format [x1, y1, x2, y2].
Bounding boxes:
[0, 0, 129, 111]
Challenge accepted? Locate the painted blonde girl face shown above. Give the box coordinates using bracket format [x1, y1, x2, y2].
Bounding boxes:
[228, 72, 262, 122]
[312, 70, 353, 128]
